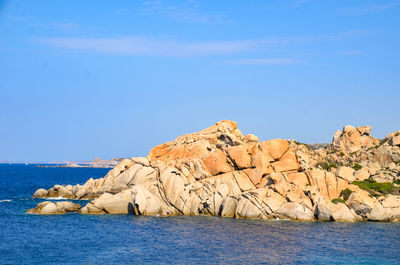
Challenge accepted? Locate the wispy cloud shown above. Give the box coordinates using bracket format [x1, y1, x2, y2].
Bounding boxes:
[34, 37, 273, 57]
[141, 0, 230, 23]
[339, 2, 399, 15]
[30, 22, 82, 31]
[33, 30, 369, 58]
[228, 58, 305, 65]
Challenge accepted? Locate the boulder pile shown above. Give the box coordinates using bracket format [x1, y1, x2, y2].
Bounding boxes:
[28, 121, 400, 222]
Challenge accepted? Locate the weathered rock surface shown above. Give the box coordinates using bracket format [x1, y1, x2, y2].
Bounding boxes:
[27, 201, 81, 214]
[28, 120, 400, 222]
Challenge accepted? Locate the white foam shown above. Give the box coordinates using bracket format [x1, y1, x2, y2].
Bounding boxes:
[0, 199, 11, 202]
[47, 196, 67, 200]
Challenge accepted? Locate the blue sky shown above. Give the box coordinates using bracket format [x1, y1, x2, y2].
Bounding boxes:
[1, 0, 399, 162]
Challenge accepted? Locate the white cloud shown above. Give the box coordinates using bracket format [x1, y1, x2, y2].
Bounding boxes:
[228, 58, 305, 65]
[35, 37, 274, 57]
[33, 30, 369, 58]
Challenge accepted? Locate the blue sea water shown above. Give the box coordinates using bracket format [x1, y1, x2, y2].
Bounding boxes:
[1, 164, 400, 264]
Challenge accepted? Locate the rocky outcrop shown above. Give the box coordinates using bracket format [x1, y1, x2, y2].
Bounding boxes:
[28, 120, 400, 222]
[27, 201, 81, 215]
[332, 125, 379, 152]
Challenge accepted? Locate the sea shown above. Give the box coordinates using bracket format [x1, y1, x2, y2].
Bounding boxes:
[1, 164, 400, 265]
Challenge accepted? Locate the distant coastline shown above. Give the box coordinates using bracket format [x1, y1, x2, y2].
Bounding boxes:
[0, 157, 125, 168]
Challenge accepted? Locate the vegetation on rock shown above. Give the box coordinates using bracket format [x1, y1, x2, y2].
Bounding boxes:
[340, 188, 353, 201]
[352, 179, 400, 197]
[331, 198, 346, 204]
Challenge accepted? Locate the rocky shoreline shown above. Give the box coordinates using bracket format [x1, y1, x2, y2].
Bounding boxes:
[28, 121, 400, 222]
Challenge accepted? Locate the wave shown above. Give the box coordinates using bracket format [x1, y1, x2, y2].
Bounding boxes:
[47, 196, 67, 200]
[0, 199, 12, 202]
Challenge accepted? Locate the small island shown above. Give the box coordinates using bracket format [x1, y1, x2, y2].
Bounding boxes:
[28, 120, 400, 222]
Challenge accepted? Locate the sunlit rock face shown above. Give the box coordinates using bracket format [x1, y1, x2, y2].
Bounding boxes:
[28, 120, 400, 222]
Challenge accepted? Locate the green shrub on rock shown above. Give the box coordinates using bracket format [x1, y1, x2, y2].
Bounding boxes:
[352, 163, 362, 171]
[316, 161, 338, 172]
[339, 188, 353, 201]
[331, 198, 345, 204]
[352, 179, 400, 197]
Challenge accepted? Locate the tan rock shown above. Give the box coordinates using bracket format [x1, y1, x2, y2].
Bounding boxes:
[131, 157, 150, 167]
[325, 172, 338, 200]
[346, 190, 379, 216]
[202, 151, 232, 175]
[329, 203, 357, 222]
[227, 145, 251, 169]
[233, 171, 256, 192]
[271, 151, 300, 172]
[336, 166, 356, 182]
[244, 134, 258, 142]
[287, 172, 309, 190]
[354, 168, 370, 181]
[259, 139, 289, 160]
[380, 195, 400, 208]
[32, 188, 48, 198]
[263, 189, 286, 213]
[131, 185, 163, 215]
[276, 202, 314, 221]
[315, 203, 332, 221]
[389, 135, 400, 146]
[368, 204, 392, 221]
[221, 196, 238, 217]
[27, 201, 81, 215]
[357, 126, 372, 136]
[159, 166, 185, 206]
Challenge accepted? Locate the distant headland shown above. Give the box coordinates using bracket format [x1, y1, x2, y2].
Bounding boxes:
[27, 121, 400, 222]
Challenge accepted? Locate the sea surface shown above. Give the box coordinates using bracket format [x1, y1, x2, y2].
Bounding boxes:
[1, 164, 400, 265]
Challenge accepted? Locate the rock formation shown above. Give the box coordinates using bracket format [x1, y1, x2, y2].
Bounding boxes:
[28, 121, 400, 222]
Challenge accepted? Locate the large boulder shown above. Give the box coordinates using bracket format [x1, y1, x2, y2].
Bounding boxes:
[314, 203, 331, 221]
[32, 188, 48, 198]
[332, 125, 378, 152]
[346, 190, 379, 216]
[367, 204, 392, 222]
[329, 203, 357, 222]
[336, 166, 355, 182]
[27, 201, 81, 215]
[276, 202, 314, 221]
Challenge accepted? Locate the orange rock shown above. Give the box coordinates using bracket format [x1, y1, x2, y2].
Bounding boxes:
[233, 171, 256, 192]
[270, 152, 300, 173]
[325, 172, 338, 200]
[257, 176, 270, 188]
[259, 139, 289, 160]
[287, 172, 309, 190]
[243, 168, 263, 186]
[202, 151, 232, 176]
[227, 145, 251, 169]
[148, 143, 172, 160]
[336, 177, 349, 196]
[184, 140, 212, 159]
[306, 169, 329, 199]
[200, 120, 237, 134]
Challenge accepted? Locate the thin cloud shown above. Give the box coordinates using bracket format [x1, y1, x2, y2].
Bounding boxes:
[339, 2, 399, 15]
[229, 58, 305, 65]
[30, 22, 82, 31]
[33, 30, 369, 58]
[141, 0, 230, 24]
[34, 37, 274, 57]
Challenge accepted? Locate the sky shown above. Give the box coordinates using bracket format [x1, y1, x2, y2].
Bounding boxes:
[0, 0, 399, 162]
